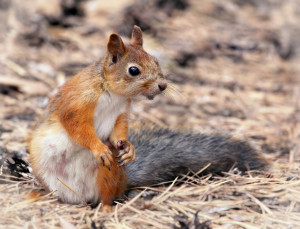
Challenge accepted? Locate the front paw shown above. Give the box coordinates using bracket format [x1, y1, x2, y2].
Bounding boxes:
[116, 140, 135, 166]
[94, 145, 113, 168]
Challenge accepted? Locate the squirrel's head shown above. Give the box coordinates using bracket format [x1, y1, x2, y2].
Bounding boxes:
[103, 26, 167, 100]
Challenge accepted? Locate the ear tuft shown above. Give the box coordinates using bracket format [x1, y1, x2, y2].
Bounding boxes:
[107, 34, 126, 60]
[131, 25, 143, 47]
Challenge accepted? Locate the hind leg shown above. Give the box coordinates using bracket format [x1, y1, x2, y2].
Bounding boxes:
[100, 170, 127, 212]
[97, 149, 127, 211]
[97, 166, 117, 211]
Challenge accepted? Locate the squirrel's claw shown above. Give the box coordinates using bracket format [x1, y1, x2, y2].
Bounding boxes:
[94, 145, 113, 168]
[116, 140, 136, 166]
[100, 153, 112, 167]
[117, 154, 133, 166]
[117, 161, 125, 167]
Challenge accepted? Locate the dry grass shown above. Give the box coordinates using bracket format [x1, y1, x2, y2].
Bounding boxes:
[1, 0, 300, 228]
[0, 165, 299, 228]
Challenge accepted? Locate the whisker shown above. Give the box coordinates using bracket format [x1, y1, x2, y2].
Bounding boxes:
[163, 91, 177, 101]
[163, 83, 182, 101]
[167, 83, 180, 94]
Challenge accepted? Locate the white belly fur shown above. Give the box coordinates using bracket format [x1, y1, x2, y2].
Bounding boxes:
[39, 130, 99, 204]
[94, 91, 127, 141]
[38, 91, 127, 204]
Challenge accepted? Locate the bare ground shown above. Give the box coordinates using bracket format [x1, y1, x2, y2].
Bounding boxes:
[0, 0, 300, 228]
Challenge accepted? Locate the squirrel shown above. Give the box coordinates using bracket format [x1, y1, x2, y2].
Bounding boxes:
[28, 26, 268, 210]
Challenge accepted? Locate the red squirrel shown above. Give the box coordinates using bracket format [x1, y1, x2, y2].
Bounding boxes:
[29, 26, 268, 211]
[29, 26, 167, 211]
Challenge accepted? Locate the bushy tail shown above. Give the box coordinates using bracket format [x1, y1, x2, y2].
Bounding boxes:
[126, 126, 268, 188]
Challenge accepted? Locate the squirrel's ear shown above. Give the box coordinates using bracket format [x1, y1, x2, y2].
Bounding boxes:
[131, 25, 143, 47]
[107, 34, 126, 63]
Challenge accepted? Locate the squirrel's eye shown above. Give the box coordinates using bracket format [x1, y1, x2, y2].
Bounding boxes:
[128, 66, 140, 76]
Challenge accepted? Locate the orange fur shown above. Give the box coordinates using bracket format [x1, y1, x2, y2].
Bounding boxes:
[51, 67, 104, 155]
[27, 192, 42, 201]
[97, 148, 127, 209]
[110, 110, 130, 147]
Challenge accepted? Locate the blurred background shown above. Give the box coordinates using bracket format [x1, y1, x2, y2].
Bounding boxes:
[1, 0, 300, 164]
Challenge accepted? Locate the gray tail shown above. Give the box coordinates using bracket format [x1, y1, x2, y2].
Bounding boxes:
[126, 126, 268, 188]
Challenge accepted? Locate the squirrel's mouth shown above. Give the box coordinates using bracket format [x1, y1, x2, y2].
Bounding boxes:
[143, 91, 160, 100]
[147, 95, 154, 100]
[142, 86, 165, 100]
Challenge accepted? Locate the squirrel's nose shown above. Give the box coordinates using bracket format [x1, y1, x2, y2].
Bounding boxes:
[158, 82, 167, 91]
